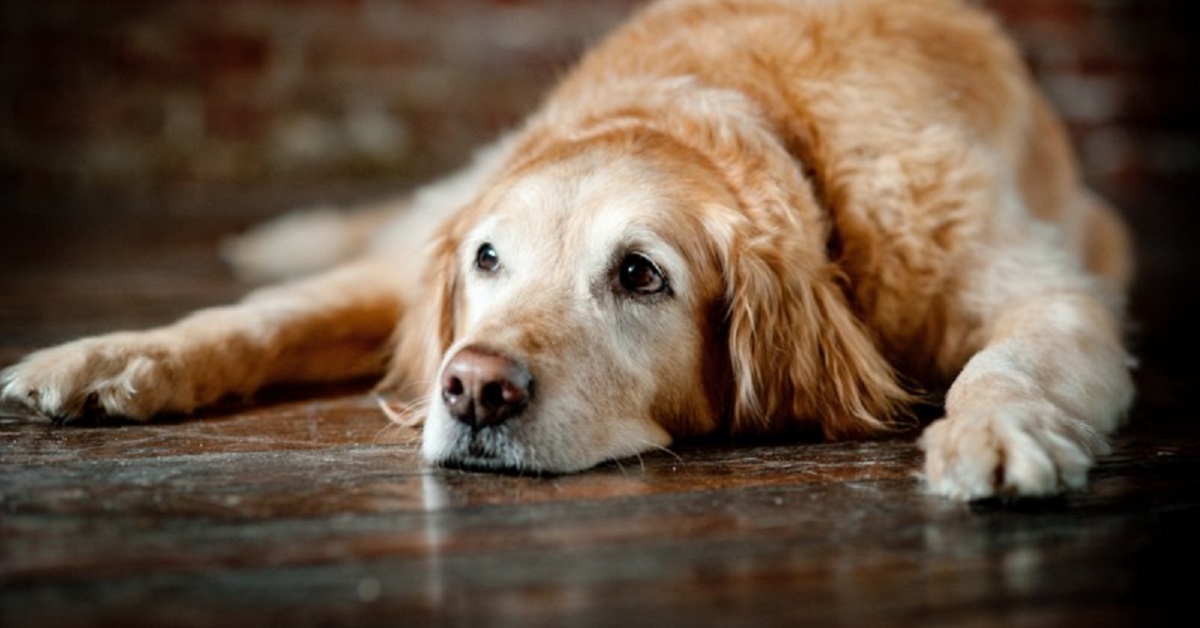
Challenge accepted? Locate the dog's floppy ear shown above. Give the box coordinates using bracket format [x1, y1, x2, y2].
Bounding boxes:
[725, 233, 914, 439]
[377, 227, 460, 401]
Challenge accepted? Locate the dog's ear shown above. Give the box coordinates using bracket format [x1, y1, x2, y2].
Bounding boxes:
[725, 235, 913, 439]
[377, 228, 460, 401]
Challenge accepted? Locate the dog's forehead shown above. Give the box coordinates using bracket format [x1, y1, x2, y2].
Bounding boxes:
[480, 154, 680, 253]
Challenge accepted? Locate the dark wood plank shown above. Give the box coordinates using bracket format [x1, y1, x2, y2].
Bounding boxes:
[2, 204, 1198, 627]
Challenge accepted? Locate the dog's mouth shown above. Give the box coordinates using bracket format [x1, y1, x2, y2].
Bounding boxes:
[432, 426, 539, 474]
[429, 420, 619, 476]
[436, 455, 562, 477]
[422, 390, 676, 476]
[466, 430, 490, 458]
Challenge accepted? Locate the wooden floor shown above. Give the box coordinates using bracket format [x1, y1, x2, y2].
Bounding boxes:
[2, 193, 1198, 627]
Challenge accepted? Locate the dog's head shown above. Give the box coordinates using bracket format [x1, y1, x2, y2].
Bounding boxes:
[386, 109, 910, 473]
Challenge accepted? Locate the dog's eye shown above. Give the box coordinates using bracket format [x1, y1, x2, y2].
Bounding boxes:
[617, 252, 668, 296]
[475, 243, 500, 273]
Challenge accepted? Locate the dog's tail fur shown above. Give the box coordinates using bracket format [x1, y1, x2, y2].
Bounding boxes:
[220, 203, 398, 283]
[221, 135, 515, 284]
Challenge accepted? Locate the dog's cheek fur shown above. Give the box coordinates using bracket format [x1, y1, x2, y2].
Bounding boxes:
[643, 293, 731, 438]
[376, 230, 461, 401]
[727, 239, 915, 440]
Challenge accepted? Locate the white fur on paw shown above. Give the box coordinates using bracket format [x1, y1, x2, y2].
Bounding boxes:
[0, 335, 185, 422]
[919, 401, 1110, 501]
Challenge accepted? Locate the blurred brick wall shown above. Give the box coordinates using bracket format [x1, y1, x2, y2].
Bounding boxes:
[0, 0, 643, 208]
[1, 0, 1196, 209]
[983, 0, 1199, 193]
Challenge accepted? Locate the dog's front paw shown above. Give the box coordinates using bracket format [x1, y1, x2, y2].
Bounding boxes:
[918, 400, 1110, 501]
[1, 334, 188, 423]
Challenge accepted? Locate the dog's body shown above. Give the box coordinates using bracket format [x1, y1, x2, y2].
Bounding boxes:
[1, 0, 1134, 500]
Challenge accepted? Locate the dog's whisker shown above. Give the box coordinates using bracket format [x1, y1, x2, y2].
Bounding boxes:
[636, 439, 685, 465]
[375, 395, 428, 429]
[612, 456, 627, 475]
[371, 420, 421, 447]
[390, 380, 430, 401]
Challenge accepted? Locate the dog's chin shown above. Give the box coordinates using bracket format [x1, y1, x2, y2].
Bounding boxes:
[433, 455, 567, 477]
[421, 418, 577, 475]
[420, 410, 673, 476]
[428, 449, 594, 477]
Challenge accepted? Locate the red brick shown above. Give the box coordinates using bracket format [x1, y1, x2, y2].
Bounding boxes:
[187, 31, 270, 75]
[1, 0, 1195, 200]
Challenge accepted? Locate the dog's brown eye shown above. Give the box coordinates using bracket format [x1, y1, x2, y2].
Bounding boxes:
[475, 243, 500, 273]
[617, 253, 667, 296]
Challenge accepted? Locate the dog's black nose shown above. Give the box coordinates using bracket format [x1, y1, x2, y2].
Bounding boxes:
[440, 346, 532, 428]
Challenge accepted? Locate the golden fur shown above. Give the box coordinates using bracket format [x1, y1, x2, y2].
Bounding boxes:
[1, 0, 1134, 500]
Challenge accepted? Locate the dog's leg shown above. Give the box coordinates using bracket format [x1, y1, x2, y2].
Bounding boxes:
[919, 289, 1134, 500]
[0, 258, 401, 422]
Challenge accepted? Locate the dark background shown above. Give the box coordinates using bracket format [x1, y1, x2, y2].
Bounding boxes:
[2, 1, 1195, 204]
[1, 0, 1197, 414]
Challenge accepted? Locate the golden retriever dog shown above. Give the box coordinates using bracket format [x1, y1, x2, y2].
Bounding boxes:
[1, 0, 1135, 500]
